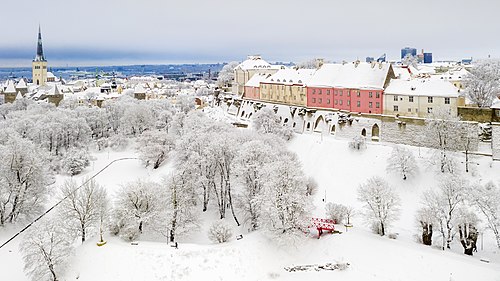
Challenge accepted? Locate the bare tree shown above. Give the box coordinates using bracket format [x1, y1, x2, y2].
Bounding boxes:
[416, 207, 436, 246]
[456, 208, 479, 255]
[464, 59, 500, 108]
[357, 177, 401, 236]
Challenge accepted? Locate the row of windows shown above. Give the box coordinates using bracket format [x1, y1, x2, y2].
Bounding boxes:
[311, 98, 380, 108]
[311, 89, 382, 99]
[393, 106, 435, 113]
[393, 96, 451, 104]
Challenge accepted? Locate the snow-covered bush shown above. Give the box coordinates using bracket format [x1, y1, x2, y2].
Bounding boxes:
[325, 203, 348, 224]
[348, 136, 366, 151]
[208, 221, 233, 243]
[62, 149, 90, 176]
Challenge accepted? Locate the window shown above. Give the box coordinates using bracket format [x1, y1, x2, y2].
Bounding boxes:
[327, 99, 330, 104]
[394, 105, 399, 112]
[319, 89, 322, 95]
[347, 100, 351, 106]
[312, 98, 316, 103]
[327, 90, 330, 95]
[335, 100, 338, 105]
[408, 108, 411, 112]
[369, 102, 373, 108]
[347, 91, 350, 97]
[409, 96, 414, 102]
[376, 102, 380, 108]
[428, 96, 433, 103]
[357, 91, 361, 97]
[357, 101, 361, 107]
[335, 90, 338, 96]
[393, 95, 398, 101]
[427, 107, 433, 113]
[313, 89, 316, 94]
[318, 98, 322, 104]
[339, 100, 343, 105]
[340, 91, 343, 96]
[445, 97, 450, 104]
[376, 92, 380, 98]
[369, 92, 373, 98]
[415, 108, 418, 113]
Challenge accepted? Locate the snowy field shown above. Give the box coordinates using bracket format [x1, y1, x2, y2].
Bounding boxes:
[1, 126, 500, 281]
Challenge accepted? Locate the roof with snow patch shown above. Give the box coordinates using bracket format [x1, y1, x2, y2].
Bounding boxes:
[385, 79, 459, 98]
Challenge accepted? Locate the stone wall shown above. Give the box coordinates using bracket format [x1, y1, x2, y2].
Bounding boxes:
[492, 122, 500, 161]
[458, 106, 494, 122]
[239, 99, 480, 153]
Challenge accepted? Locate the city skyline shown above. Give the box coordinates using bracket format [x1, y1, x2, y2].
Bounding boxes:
[1, 0, 499, 66]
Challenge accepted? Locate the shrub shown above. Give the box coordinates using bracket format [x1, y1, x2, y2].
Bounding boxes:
[208, 221, 232, 243]
[62, 149, 90, 176]
[325, 203, 347, 224]
[348, 136, 366, 151]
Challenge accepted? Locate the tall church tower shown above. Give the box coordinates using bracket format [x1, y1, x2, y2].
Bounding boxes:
[32, 25, 47, 86]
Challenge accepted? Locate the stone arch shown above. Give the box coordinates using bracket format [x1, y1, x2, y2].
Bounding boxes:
[331, 124, 335, 135]
[306, 122, 311, 130]
[314, 115, 325, 132]
[361, 128, 366, 137]
[371, 124, 380, 141]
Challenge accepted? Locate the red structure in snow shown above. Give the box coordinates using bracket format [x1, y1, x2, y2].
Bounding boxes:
[310, 218, 336, 238]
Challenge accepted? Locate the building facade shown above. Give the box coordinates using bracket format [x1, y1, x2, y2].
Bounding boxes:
[233, 55, 280, 96]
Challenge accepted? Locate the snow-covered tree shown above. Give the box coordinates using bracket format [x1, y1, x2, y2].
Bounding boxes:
[208, 221, 233, 243]
[258, 152, 312, 244]
[456, 122, 479, 173]
[233, 138, 278, 230]
[325, 203, 348, 224]
[59, 179, 108, 243]
[456, 208, 479, 255]
[416, 207, 436, 246]
[137, 130, 175, 169]
[425, 107, 462, 173]
[61, 149, 90, 176]
[386, 145, 418, 180]
[464, 59, 500, 107]
[470, 181, 500, 248]
[120, 102, 155, 136]
[112, 180, 164, 240]
[217, 61, 239, 87]
[357, 177, 401, 236]
[19, 218, 73, 281]
[161, 172, 198, 243]
[0, 135, 49, 225]
[305, 176, 319, 196]
[421, 175, 469, 249]
[252, 107, 293, 141]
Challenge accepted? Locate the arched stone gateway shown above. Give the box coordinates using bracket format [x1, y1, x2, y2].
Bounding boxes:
[371, 124, 380, 141]
[314, 115, 325, 132]
[361, 128, 366, 137]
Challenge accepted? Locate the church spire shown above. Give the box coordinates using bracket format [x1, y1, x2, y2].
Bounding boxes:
[34, 25, 46, 62]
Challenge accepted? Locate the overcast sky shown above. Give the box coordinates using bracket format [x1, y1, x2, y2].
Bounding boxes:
[0, 0, 499, 67]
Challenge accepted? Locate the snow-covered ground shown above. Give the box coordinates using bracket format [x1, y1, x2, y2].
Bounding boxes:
[1, 130, 500, 281]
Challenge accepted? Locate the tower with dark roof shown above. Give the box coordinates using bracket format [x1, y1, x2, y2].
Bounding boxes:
[32, 25, 48, 86]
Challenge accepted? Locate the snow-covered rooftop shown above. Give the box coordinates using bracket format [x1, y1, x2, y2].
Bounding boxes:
[245, 73, 271, 88]
[16, 79, 27, 89]
[491, 99, 500, 109]
[263, 68, 315, 86]
[236, 55, 279, 70]
[385, 79, 459, 98]
[4, 80, 16, 93]
[308, 61, 392, 90]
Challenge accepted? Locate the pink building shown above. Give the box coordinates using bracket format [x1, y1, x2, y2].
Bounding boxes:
[243, 73, 270, 100]
[306, 61, 394, 114]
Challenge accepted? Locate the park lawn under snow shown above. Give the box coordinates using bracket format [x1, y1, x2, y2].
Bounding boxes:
[2, 132, 500, 281]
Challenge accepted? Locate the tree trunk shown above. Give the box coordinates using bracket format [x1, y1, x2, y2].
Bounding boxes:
[227, 182, 240, 226]
[421, 222, 433, 246]
[380, 222, 385, 236]
[459, 224, 478, 256]
[139, 221, 143, 233]
[81, 224, 86, 243]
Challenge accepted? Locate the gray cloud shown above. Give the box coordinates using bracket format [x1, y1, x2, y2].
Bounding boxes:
[1, 0, 499, 66]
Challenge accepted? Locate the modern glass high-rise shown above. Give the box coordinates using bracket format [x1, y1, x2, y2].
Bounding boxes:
[401, 47, 417, 59]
